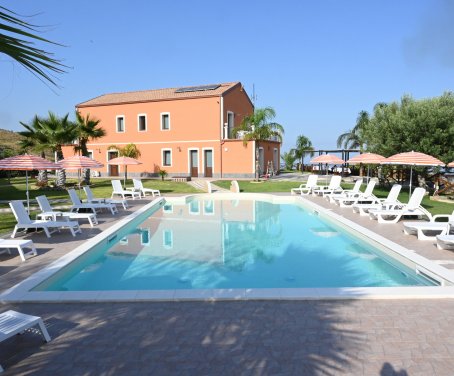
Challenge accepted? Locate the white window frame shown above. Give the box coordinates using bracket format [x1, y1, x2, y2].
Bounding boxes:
[160, 112, 170, 131]
[163, 203, 173, 213]
[227, 111, 234, 139]
[187, 148, 199, 174]
[162, 148, 172, 167]
[140, 228, 151, 246]
[163, 229, 173, 249]
[137, 114, 147, 132]
[203, 200, 215, 215]
[87, 150, 94, 159]
[189, 200, 200, 215]
[116, 115, 125, 133]
[202, 147, 214, 175]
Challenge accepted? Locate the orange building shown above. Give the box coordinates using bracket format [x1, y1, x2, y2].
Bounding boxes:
[64, 82, 281, 179]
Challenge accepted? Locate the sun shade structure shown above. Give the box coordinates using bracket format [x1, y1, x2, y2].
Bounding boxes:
[0, 154, 60, 212]
[107, 157, 143, 188]
[448, 161, 454, 168]
[347, 153, 386, 183]
[381, 151, 445, 194]
[310, 154, 345, 176]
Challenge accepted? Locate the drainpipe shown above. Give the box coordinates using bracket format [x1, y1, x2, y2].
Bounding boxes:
[220, 96, 224, 178]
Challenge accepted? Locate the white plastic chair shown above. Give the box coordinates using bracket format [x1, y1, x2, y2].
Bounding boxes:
[332, 180, 377, 207]
[83, 186, 128, 210]
[230, 180, 240, 193]
[328, 178, 363, 203]
[403, 211, 454, 240]
[436, 235, 454, 250]
[9, 200, 81, 239]
[36, 195, 98, 227]
[0, 238, 37, 261]
[368, 188, 431, 223]
[0, 310, 51, 372]
[68, 189, 118, 215]
[312, 175, 343, 197]
[291, 175, 319, 195]
[352, 184, 402, 216]
[132, 179, 161, 197]
[111, 180, 141, 200]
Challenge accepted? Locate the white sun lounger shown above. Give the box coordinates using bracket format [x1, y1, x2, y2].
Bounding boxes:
[131, 179, 161, 198]
[0, 310, 51, 372]
[327, 178, 363, 203]
[9, 200, 81, 239]
[312, 175, 343, 197]
[368, 188, 431, 224]
[436, 235, 454, 250]
[36, 195, 98, 227]
[68, 189, 118, 215]
[230, 180, 240, 193]
[0, 239, 37, 261]
[403, 211, 454, 241]
[332, 180, 377, 207]
[83, 186, 128, 210]
[352, 184, 402, 216]
[111, 180, 141, 200]
[291, 175, 319, 195]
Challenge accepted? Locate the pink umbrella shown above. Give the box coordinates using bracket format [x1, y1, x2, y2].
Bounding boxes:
[448, 161, 454, 168]
[57, 155, 104, 195]
[347, 153, 386, 182]
[381, 151, 445, 194]
[0, 154, 60, 212]
[310, 154, 345, 175]
[107, 156, 142, 188]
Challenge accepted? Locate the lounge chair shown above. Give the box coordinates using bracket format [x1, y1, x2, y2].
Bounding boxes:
[332, 180, 377, 207]
[436, 235, 454, 250]
[368, 187, 431, 224]
[312, 175, 343, 197]
[9, 200, 81, 239]
[206, 181, 213, 193]
[403, 211, 454, 241]
[328, 178, 363, 203]
[36, 195, 98, 227]
[68, 189, 118, 215]
[231, 180, 240, 193]
[0, 310, 51, 372]
[291, 175, 319, 195]
[352, 184, 402, 216]
[111, 180, 141, 200]
[131, 179, 161, 197]
[83, 186, 128, 210]
[0, 238, 37, 261]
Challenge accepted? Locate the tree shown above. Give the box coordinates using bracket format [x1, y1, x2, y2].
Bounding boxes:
[232, 107, 284, 180]
[0, 6, 66, 86]
[280, 151, 297, 170]
[39, 112, 77, 188]
[292, 135, 314, 172]
[74, 111, 106, 184]
[109, 143, 141, 158]
[337, 110, 369, 150]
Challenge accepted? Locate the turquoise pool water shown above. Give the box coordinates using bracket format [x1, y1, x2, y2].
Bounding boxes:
[34, 197, 430, 291]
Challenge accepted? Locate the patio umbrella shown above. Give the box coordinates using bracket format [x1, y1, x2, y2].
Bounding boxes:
[0, 154, 60, 212]
[107, 156, 142, 188]
[448, 161, 454, 168]
[347, 152, 386, 183]
[309, 154, 344, 176]
[381, 151, 444, 194]
[57, 155, 104, 195]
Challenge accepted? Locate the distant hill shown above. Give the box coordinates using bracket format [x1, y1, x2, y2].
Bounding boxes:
[0, 129, 23, 157]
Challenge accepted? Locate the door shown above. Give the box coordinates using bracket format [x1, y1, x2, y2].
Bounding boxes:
[108, 151, 119, 176]
[204, 150, 213, 177]
[190, 150, 198, 177]
[258, 148, 264, 176]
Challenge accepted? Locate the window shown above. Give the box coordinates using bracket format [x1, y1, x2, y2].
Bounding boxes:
[163, 230, 173, 249]
[162, 149, 172, 166]
[161, 113, 170, 130]
[227, 111, 234, 139]
[116, 116, 125, 132]
[87, 151, 93, 159]
[138, 114, 147, 132]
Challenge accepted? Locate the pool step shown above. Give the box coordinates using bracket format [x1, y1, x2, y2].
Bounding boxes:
[187, 179, 229, 193]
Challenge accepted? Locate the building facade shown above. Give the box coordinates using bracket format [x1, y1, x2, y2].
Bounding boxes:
[64, 82, 280, 179]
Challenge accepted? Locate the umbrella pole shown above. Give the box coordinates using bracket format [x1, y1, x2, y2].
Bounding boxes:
[367, 166, 370, 184]
[26, 170, 30, 213]
[124, 166, 127, 189]
[409, 167, 413, 196]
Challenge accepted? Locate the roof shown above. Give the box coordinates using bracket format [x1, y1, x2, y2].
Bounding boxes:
[77, 82, 242, 108]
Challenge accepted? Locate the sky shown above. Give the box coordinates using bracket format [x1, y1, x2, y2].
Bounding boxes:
[1, 0, 454, 152]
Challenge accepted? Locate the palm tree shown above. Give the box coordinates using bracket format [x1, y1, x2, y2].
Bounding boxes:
[280, 151, 297, 171]
[39, 112, 77, 188]
[0, 6, 66, 86]
[74, 111, 106, 184]
[109, 143, 141, 159]
[292, 135, 314, 172]
[232, 107, 284, 180]
[337, 110, 369, 150]
[18, 115, 50, 186]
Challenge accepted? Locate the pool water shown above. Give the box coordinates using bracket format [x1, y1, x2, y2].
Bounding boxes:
[35, 197, 430, 291]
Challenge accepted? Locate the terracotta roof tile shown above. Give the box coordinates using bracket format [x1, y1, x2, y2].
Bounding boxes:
[77, 82, 240, 107]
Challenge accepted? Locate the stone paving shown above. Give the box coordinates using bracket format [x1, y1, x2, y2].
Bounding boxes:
[1, 192, 454, 375]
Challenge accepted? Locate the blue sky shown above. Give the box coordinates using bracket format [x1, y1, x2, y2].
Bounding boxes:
[1, 0, 454, 152]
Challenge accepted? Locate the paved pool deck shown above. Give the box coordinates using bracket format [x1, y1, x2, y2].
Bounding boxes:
[1, 193, 454, 375]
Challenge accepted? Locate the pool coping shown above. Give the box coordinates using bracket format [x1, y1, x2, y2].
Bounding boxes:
[2, 193, 454, 303]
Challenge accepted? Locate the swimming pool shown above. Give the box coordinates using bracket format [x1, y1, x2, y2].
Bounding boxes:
[33, 196, 433, 292]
